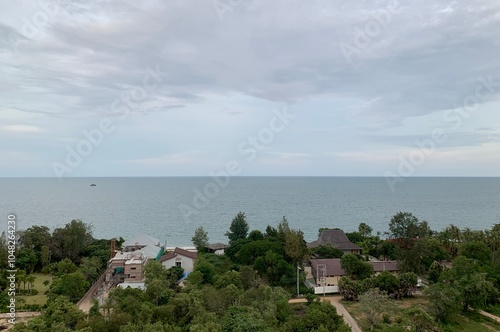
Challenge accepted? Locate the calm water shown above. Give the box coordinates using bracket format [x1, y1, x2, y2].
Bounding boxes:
[1, 177, 499, 245]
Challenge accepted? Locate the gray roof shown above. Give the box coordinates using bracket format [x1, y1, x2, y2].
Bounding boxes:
[371, 261, 399, 272]
[310, 258, 399, 278]
[123, 234, 160, 248]
[307, 229, 362, 250]
[206, 243, 228, 250]
[311, 259, 345, 278]
[136, 245, 162, 260]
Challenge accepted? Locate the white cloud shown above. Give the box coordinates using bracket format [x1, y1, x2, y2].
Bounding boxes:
[1, 0, 500, 176]
[3, 125, 46, 133]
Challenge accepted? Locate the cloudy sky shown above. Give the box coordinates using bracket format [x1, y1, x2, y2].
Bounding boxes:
[1, 0, 500, 178]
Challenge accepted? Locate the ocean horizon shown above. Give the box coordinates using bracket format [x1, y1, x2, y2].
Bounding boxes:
[1, 176, 499, 246]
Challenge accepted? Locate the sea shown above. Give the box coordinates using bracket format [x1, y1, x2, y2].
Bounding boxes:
[1, 177, 499, 246]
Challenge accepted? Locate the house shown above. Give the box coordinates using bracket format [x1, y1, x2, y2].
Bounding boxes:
[107, 234, 164, 286]
[123, 234, 162, 252]
[206, 243, 228, 255]
[124, 252, 146, 282]
[307, 229, 362, 254]
[310, 258, 399, 287]
[159, 247, 198, 273]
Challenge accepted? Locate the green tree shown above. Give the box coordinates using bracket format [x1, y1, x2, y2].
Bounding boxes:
[192, 226, 209, 252]
[225, 212, 249, 244]
[398, 272, 418, 298]
[240, 265, 257, 290]
[26, 274, 36, 294]
[461, 227, 485, 243]
[54, 258, 78, 277]
[248, 230, 264, 241]
[359, 288, 391, 331]
[388, 212, 430, 249]
[284, 229, 307, 265]
[424, 283, 461, 323]
[458, 241, 492, 264]
[221, 306, 270, 331]
[41, 245, 50, 268]
[264, 226, 278, 240]
[49, 271, 90, 303]
[374, 271, 399, 295]
[51, 219, 93, 263]
[456, 272, 497, 311]
[312, 244, 344, 259]
[79, 256, 103, 282]
[44, 296, 84, 329]
[378, 240, 396, 260]
[358, 223, 373, 238]
[405, 306, 436, 332]
[428, 261, 443, 284]
[277, 216, 291, 246]
[340, 254, 373, 280]
[194, 258, 216, 285]
[338, 277, 365, 301]
[17, 247, 38, 274]
[236, 240, 281, 265]
[16, 270, 27, 292]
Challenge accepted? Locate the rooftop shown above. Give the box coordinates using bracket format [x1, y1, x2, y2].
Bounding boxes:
[310, 258, 399, 277]
[123, 234, 161, 248]
[307, 229, 362, 251]
[159, 247, 198, 262]
[206, 243, 228, 250]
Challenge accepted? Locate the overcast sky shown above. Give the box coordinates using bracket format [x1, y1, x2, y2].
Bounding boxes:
[1, 0, 500, 178]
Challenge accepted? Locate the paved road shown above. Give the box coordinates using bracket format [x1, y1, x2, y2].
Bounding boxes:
[289, 296, 363, 332]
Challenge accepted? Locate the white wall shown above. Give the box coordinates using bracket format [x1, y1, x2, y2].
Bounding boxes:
[314, 285, 339, 295]
[161, 255, 195, 273]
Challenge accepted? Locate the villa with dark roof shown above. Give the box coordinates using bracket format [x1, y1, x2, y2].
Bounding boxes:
[307, 229, 362, 254]
[310, 258, 399, 287]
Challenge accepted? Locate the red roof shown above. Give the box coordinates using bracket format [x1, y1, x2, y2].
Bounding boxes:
[159, 247, 198, 262]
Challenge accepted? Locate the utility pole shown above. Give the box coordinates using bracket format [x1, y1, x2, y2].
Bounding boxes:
[296, 265, 301, 297]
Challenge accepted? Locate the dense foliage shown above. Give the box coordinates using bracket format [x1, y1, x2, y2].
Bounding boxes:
[5, 211, 500, 331]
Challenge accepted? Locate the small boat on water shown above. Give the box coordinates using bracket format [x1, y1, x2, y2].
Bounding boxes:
[90, 184, 96, 187]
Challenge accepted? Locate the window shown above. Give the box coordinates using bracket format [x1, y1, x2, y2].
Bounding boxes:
[176, 262, 182, 267]
[131, 267, 136, 270]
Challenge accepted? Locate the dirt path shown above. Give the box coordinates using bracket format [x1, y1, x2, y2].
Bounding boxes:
[0, 312, 41, 331]
[479, 310, 500, 324]
[77, 296, 93, 314]
[289, 296, 363, 332]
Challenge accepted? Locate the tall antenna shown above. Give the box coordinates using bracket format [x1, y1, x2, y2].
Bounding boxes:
[110, 239, 116, 259]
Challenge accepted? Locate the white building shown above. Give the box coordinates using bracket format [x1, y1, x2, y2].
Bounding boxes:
[159, 247, 198, 273]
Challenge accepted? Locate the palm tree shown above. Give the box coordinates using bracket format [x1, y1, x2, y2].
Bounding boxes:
[26, 274, 36, 294]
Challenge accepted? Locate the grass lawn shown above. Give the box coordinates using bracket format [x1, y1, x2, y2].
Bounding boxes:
[486, 303, 500, 316]
[17, 273, 52, 306]
[342, 295, 500, 332]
